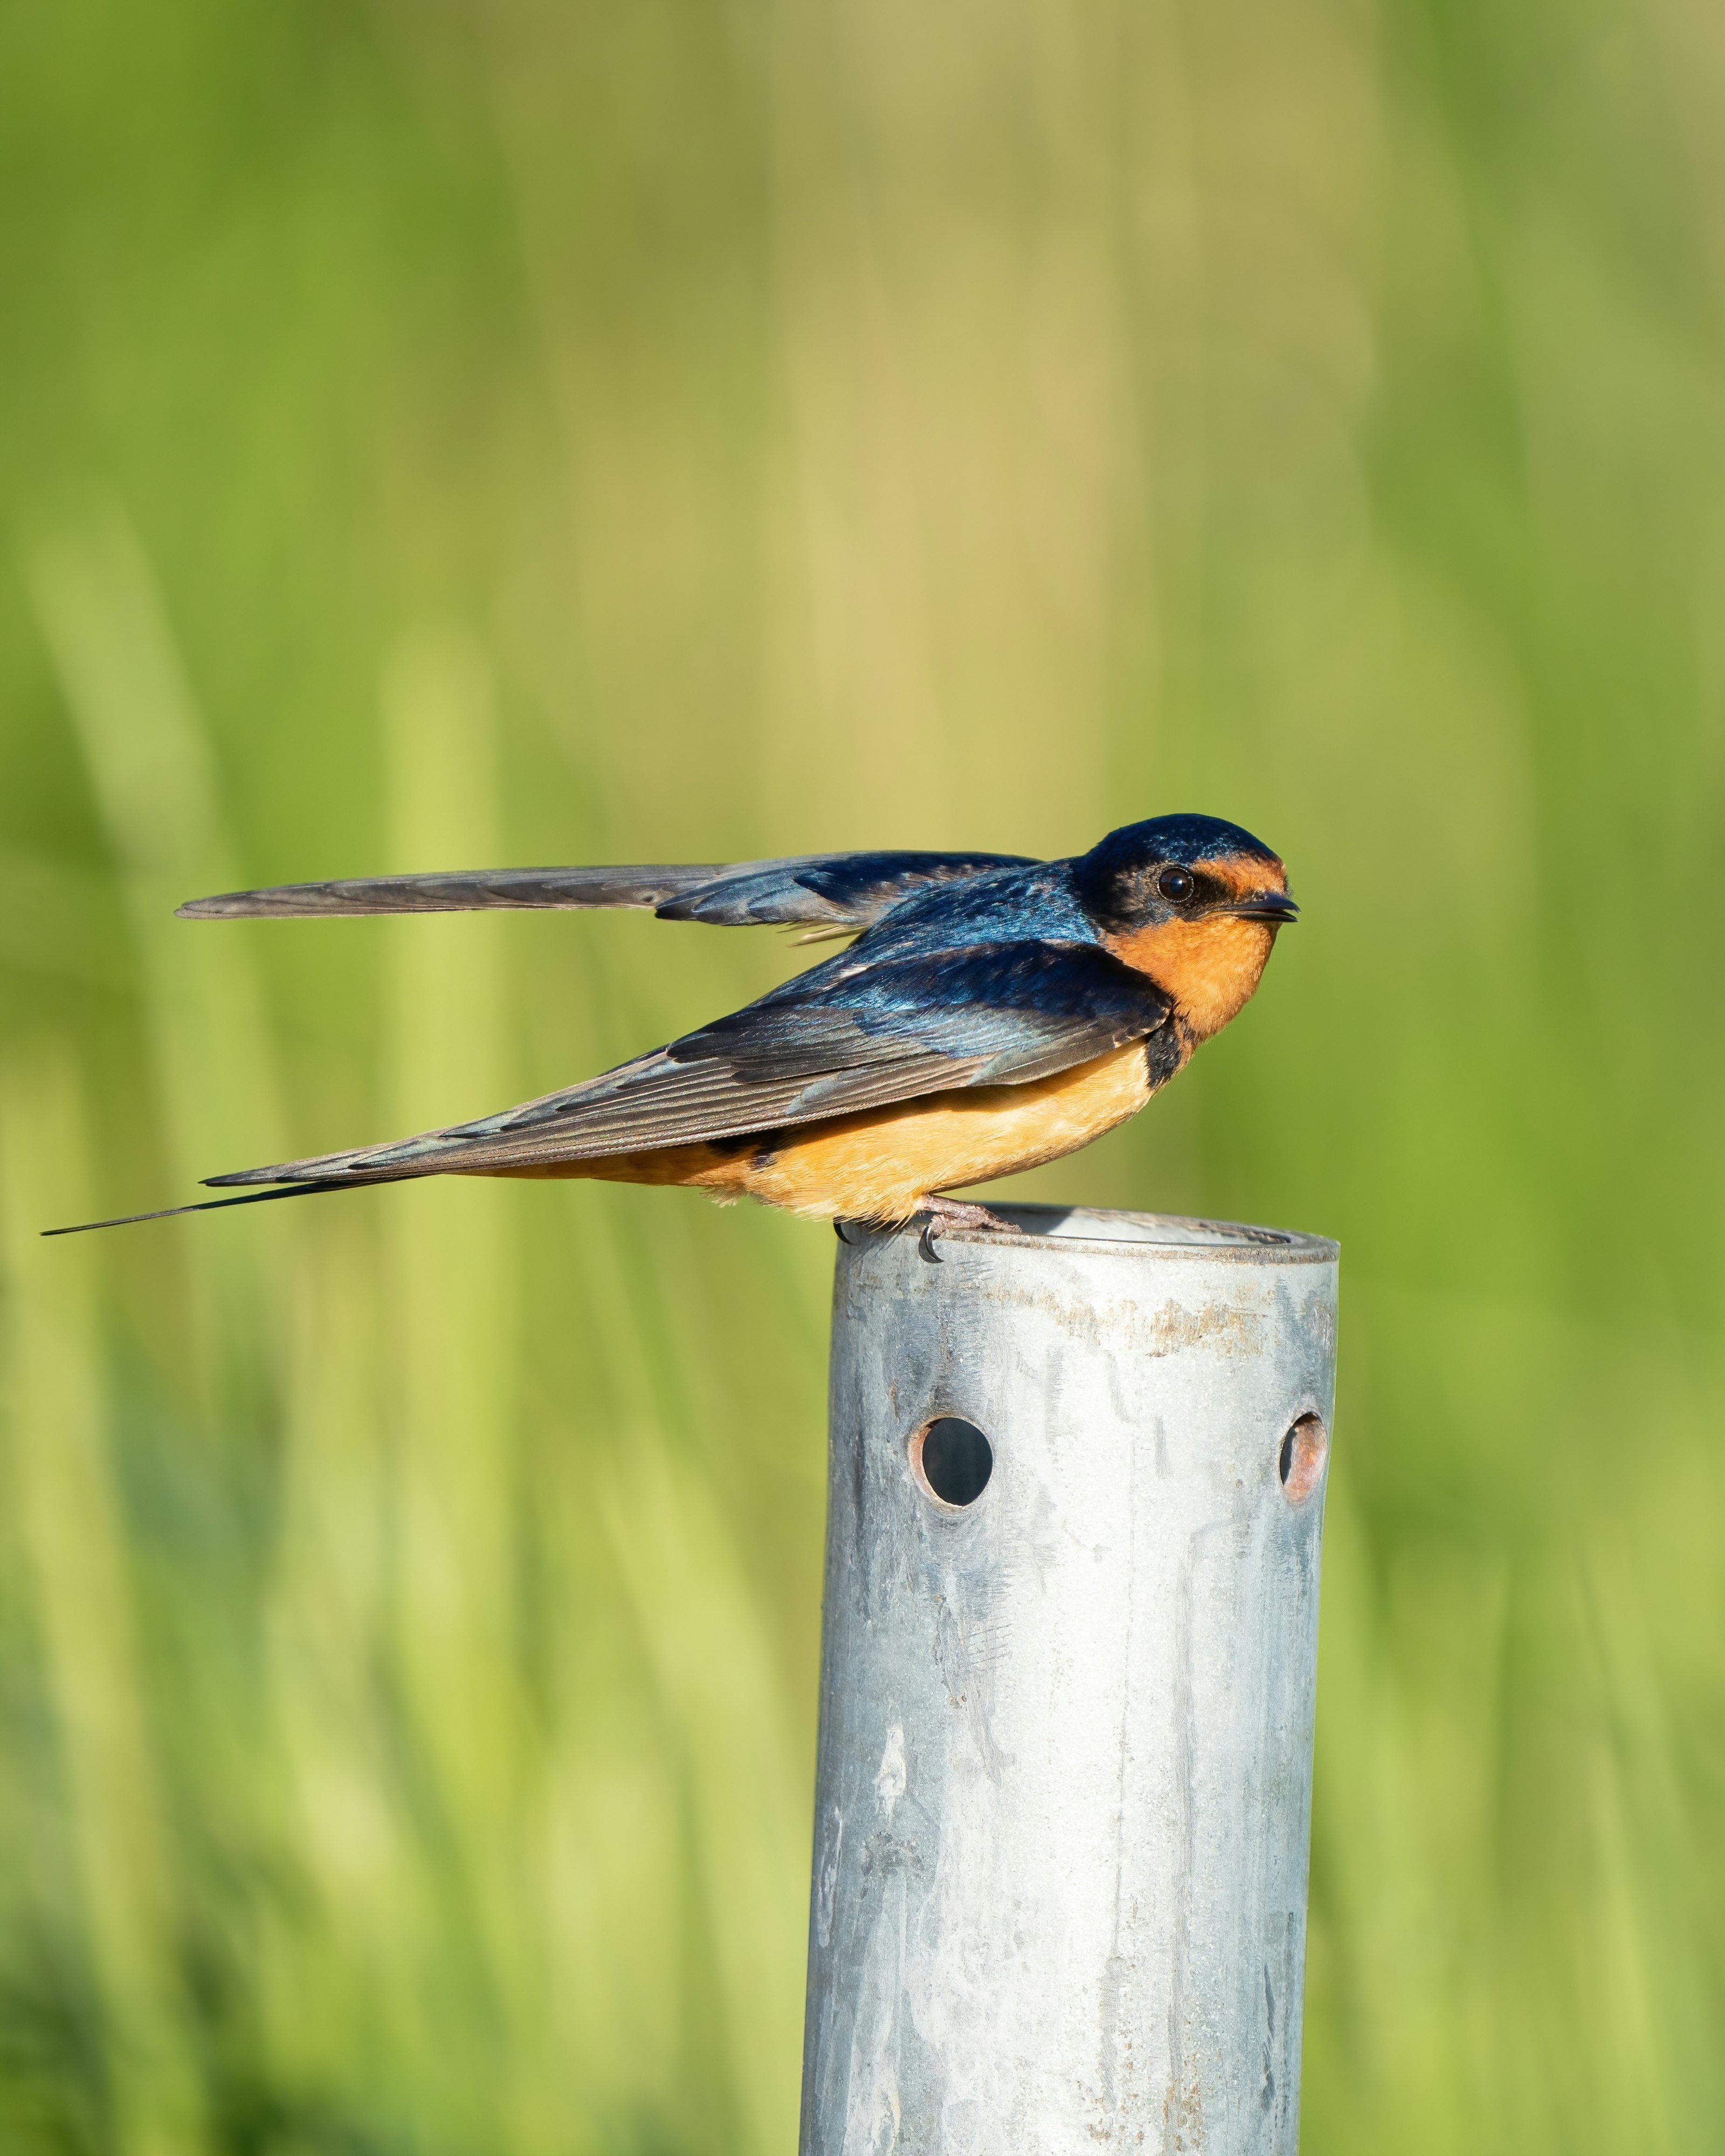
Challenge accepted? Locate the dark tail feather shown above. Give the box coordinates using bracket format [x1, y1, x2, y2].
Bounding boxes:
[42, 1177, 373, 1237]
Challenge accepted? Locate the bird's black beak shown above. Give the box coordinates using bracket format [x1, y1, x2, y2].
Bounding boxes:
[1224, 891, 1300, 924]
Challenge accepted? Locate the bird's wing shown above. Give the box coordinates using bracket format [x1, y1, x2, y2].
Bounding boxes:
[207, 941, 1170, 1187]
[176, 849, 1039, 931]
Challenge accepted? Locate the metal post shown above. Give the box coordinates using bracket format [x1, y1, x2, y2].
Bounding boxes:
[800, 1204, 1338, 2156]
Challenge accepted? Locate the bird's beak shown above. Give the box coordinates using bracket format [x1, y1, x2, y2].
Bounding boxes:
[1224, 890, 1300, 924]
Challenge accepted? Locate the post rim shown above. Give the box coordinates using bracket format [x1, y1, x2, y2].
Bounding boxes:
[842, 1201, 1339, 1266]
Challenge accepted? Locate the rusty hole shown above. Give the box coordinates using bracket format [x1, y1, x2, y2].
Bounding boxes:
[912, 1418, 993, 1508]
[1278, 1413, 1328, 1504]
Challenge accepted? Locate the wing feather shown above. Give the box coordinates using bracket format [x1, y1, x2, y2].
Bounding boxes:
[176, 849, 1036, 929]
[206, 941, 1167, 1188]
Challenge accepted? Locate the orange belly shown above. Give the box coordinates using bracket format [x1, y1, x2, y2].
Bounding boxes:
[496, 1039, 1165, 1224]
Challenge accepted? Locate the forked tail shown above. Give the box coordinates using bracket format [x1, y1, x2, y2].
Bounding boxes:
[43, 1177, 376, 1237]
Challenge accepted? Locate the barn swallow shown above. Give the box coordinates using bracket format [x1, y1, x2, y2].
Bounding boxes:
[47, 813, 1296, 1256]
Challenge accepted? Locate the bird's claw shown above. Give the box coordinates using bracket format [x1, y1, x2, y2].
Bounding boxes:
[915, 1199, 1024, 1263]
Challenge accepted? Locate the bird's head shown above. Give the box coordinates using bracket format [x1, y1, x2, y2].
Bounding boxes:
[1074, 813, 1296, 1040]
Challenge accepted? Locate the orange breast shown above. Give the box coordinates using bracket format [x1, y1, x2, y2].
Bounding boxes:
[733, 1039, 1161, 1221]
[1104, 915, 1277, 1041]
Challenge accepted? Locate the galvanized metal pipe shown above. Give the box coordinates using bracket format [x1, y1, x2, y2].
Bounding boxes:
[800, 1204, 1338, 2156]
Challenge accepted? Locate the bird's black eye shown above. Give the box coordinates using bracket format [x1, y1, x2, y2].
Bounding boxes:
[1156, 867, 1195, 904]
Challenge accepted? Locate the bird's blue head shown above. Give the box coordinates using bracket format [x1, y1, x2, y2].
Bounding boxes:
[1073, 813, 1296, 1039]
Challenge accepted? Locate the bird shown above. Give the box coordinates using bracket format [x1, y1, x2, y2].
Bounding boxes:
[48, 812, 1296, 1256]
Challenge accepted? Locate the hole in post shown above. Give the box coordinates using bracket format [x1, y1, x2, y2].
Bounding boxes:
[1279, 1413, 1328, 1503]
[912, 1418, 993, 1508]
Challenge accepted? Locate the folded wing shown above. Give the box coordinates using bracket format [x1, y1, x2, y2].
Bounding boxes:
[176, 848, 1037, 932]
[207, 941, 1169, 1187]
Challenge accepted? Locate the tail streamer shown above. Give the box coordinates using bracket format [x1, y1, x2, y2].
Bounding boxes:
[43, 1178, 367, 1238]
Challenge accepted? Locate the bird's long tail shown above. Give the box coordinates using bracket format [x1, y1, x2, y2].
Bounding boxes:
[42, 1177, 381, 1237]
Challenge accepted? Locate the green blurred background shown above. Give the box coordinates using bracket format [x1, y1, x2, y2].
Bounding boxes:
[3, 0, 1723, 2149]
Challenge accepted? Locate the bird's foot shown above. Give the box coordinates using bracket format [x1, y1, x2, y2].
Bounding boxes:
[915, 1197, 1026, 1264]
[833, 1218, 863, 1246]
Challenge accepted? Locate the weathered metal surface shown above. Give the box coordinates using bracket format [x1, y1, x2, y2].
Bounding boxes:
[801, 1204, 1338, 2156]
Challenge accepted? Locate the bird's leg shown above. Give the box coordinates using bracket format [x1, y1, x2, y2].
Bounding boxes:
[915, 1196, 1026, 1263]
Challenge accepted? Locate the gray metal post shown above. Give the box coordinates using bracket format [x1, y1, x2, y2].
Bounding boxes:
[800, 1204, 1338, 2156]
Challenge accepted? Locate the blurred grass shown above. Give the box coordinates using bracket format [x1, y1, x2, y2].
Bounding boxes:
[2, 0, 1723, 2149]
